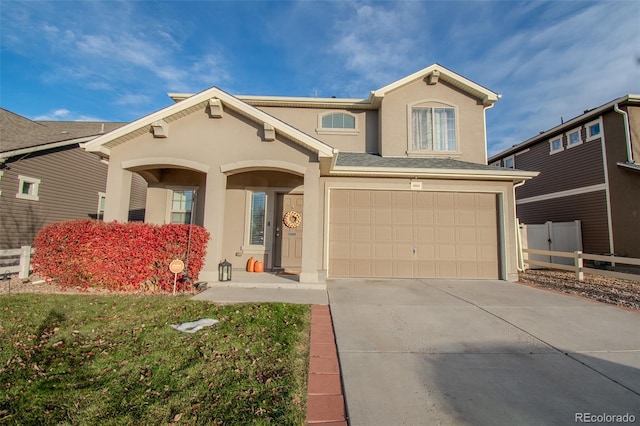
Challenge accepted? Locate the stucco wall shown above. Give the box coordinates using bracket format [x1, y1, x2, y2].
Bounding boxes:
[379, 79, 487, 163]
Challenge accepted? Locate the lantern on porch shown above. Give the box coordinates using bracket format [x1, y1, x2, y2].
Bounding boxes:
[218, 259, 232, 282]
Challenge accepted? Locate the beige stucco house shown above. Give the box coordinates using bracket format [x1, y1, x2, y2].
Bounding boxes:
[84, 64, 537, 283]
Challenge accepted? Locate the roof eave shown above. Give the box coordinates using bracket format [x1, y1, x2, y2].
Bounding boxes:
[1, 135, 98, 158]
[329, 166, 538, 180]
[489, 94, 640, 162]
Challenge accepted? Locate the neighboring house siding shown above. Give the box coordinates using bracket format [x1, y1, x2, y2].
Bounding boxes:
[128, 174, 148, 222]
[602, 108, 640, 257]
[0, 145, 148, 249]
[514, 132, 605, 200]
[517, 190, 610, 255]
[0, 145, 107, 249]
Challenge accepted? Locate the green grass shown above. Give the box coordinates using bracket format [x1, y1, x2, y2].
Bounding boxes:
[0, 294, 310, 425]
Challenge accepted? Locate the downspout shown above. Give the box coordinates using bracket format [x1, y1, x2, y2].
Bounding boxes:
[613, 103, 635, 164]
[513, 179, 527, 272]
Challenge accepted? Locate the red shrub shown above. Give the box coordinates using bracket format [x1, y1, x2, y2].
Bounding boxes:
[32, 220, 210, 292]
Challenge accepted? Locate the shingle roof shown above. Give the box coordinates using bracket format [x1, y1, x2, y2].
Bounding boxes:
[335, 152, 503, 171]
[0, 108, 126, 154]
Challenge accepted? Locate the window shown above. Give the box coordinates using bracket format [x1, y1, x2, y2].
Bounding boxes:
[503, 155, 515, 169]
[249, 192, 266, 245]
[412, 107, 457, 152]
[549, 136, 564, 154]
[566, 128, 583, 148]
[321, 113, 355, 129]
[16, 175, 40, 201]
[97, 192, 106, 220]
[170, 190, 194, 224]
[586, 119, 602, 141]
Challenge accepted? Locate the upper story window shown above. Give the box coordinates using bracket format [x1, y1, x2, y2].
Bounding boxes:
[16, 175, 40, 201]
[585, 118, 602, 141]
[322, 113, 355, 129]
[566, 128, 583, 148]
[549, 136, 564, 154]
[411, 107, 457, 152]
[317, 112, 358, 135]
[503, 155, 515, 169]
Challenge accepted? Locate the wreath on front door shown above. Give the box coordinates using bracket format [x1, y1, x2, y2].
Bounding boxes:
[283, 210, 302, 229]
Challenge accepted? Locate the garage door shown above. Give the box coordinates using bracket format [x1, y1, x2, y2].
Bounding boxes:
[329, 190, 499, 279]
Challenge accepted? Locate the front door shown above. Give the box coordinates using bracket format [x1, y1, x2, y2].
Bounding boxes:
[275, 193, 303, 269]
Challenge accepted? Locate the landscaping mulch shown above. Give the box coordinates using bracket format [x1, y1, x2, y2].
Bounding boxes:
[518, 269, 640, 311]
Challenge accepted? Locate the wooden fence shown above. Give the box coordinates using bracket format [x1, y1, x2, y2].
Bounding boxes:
[0, 246, 34, 279]
[523, 248, 640, 282]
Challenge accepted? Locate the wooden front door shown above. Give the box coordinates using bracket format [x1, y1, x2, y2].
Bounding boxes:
[275, 194, 304, 269]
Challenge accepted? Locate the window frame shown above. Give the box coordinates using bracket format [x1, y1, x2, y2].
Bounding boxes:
[503, 155, 515, 169]
[549, 136, 564, 155]
[16, 175, 40, 201]
[316, 112, 359, 135]
[168, 188, 196, 224]
[243, 189, 268, 250]
[97, 192, 106, 221]
[407, 100, 460, 156]
[565, 128, 583, 149]
[585, 118, 603, 142]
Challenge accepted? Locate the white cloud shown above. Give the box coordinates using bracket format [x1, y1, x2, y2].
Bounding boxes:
[32, 109, 102, 121]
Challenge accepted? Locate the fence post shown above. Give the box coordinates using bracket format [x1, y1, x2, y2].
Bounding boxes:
[575, 251, 584, 282]
[19, 245, 31, 279]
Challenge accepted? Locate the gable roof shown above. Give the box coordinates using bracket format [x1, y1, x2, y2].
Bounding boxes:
[83, 87, 336, 158]
[370, 64, 500, 106]
[489, 94, 640, 162]
[168, 64, 499, 109]
[0, 108, 126, 157]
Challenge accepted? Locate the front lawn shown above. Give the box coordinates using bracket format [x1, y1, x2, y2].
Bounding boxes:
[0, 295, 310, 425]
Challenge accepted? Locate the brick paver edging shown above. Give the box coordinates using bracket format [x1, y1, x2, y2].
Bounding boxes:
[305, 304, 347, 425]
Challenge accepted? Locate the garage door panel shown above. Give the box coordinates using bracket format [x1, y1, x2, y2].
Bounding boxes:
[353, 208, 371, 224]
[373, 225, 393, 241]
[329, 189, 499, 279]
[373, 208, 393, 224]
[395, 225, 414, 242]
[331, 224, 350, 241]
[352, 225, 371, 241]
[352, 260, 372, 277]
[393, 261, 414, 278]
[352, 243, 372, 259]
[436, 210, 455, 225]
[394, 243, 414, 259]
[415, 210, 435, 225]
[373, 261, 393, 277]
[395, 209, 413, 225]
[373, 243, 393, 259]
[415, 244, 435, 259]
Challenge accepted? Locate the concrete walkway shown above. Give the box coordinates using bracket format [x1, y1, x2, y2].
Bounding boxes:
[192, 271, 328, 305]
[328, 278, 640, 426]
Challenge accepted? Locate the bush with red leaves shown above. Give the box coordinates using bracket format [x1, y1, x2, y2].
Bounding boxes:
[32, 220, 210, 292]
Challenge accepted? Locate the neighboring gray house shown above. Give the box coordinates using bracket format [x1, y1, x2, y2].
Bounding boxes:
[489, 95, 640, 258]
[0, 108, 147, 249]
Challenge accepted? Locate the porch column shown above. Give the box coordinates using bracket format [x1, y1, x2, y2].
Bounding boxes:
[200, 170, 227, 281]
[300, 163, 320, 283]
[144, 187, 169, 224]
[104, 163, 132, 222]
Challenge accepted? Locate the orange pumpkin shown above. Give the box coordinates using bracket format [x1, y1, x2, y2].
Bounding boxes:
[247, 257, 256, 272]
[253, 261, 264, 273]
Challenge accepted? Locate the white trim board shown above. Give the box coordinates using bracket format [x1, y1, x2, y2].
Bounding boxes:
[516, 183, 606, 205]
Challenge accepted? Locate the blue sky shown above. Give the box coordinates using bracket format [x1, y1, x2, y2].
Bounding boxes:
[1, 0, 638, 156]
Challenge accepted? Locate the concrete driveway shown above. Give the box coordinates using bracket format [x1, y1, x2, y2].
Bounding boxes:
[327, 279, 640, 426]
